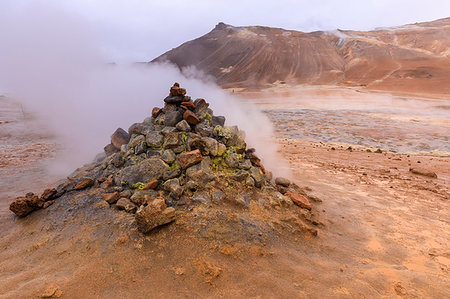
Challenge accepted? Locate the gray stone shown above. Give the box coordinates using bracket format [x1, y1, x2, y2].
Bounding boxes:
[146, 131, 163, 148]
[116, 198, 132, 210]
[212, 115, 225, 127]
[128, 134, 145, 148]
[186, 163, 215, 185]
[161, 126, 177, 134]
[110, 153, 124, 168]
[176, 120, 191, 132]
[231, 170, 249, 181]
[161, 149, 176, 164]
[245, 176, 255, 187]
[147, 149, 162, 157]
[225, 152, 239, 168]
[104, 143, 119, 156]
[135, 198, 176, 233]
[143, 117, 153, 124]
[249, 167, 264, 188]
[115, 157, 169, 186]
[130, 190, 159, 206]
[185, 181, 199, 191]
[195, 121, 213, 137]
[120, 144, 129, 153]
[192, 192, 210, 204]
[135, 141, 147, 155]
[211, 190, 226, 202]
[238, 159, 252, 170]
[163, 132, 180, 148]
[128, 123, 145, 136]
[163, 178, 183, 198]
[111, 128, 130, 150]
[162, 167, 181, 180]
[275, 177, 291, 187]
[164, 111, 183, 127]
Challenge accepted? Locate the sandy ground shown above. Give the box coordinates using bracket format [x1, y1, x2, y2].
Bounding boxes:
[0, 90, 449, 298]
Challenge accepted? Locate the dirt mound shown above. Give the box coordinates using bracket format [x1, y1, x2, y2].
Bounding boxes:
[152, 18, 450, 96]
[9, 83, 318, 236]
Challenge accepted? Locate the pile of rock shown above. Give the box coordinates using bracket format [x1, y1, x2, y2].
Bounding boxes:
[10, 83, 312, 234]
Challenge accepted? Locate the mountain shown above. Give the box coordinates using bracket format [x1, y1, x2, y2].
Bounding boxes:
[152, 18, 450, 96]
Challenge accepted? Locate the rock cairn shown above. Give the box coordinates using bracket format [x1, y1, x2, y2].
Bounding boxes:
[10, 83, 312, 233]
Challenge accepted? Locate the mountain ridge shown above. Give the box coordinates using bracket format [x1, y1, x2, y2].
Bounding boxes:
[152, 18, 450, 96]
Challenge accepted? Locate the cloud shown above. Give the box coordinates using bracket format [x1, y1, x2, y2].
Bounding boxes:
[0, 1, 291, 178]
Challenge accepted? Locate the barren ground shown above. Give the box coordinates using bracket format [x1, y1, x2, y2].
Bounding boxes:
[0, 89, 449, 298]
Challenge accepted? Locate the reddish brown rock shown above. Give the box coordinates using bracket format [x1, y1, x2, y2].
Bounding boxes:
[73, 178, 94, 190]
[152, 107, 162, 118]
[135, 197, 176, 233]
[286, 191, 311, 210]
[183, 110, 200, 125]
[104, 192, 120, 204]
[41, 188, 57, 201]
[143, 179, 159, 190]
[177, 149, 203, 169]
[181, 101, 196, 110]
[101, 175, 114, 188]
[111, 128, 130, 150]
[10, 194, 45, 217]
[170, 83, 183, 96]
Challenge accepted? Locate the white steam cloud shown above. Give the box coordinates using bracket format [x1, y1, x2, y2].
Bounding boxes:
[0, 2, 291, 178]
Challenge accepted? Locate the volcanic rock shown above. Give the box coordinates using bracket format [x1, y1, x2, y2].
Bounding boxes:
[143, 179, 159, 190]
[111, 128, 130, 150]
[177, 149, 202, 169]
[40, 188, 57, 201]
[164, 110, 183, 127]
[135, 198, 176, 233]
[183, 110, 200, 125]
[286, 191, 311, 210]
[73, 178, 94, 190]
[10, 194, 45, 217]
[275, 177, 291, 187]
[104, 192, 120, 204]
[175, 120, 191, 132]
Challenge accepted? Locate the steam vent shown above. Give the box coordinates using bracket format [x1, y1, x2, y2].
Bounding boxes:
[10, 83, 317, 235]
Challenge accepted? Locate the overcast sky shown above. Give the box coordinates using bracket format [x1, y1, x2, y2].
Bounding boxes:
[2, 0, 450, 61]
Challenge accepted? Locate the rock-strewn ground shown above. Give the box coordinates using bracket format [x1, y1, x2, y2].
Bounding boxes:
[0, 89, 449, 298]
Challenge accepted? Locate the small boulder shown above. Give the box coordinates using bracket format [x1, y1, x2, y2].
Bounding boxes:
[176, 120, 191, 132]
[177, 149, 203, 169]
[146, 131, 164, 148]
[116, 198, 137, 213]
[212, 115, 225, 127]
[104, 192, 120, 204]
[135, 198, 176, 233]
[275, 177, 291, 187]
[152, 107, 162, 118]
[143, 179, 158, 190]
[10, 194, 45, 217]
[40, 188, 57, 201]
[111, 128, 130, 150]
[163, 178, 183, 198]
[161, 149, 176, 164]
[104, 143, 119, 156]
[164, 111, 183, 127]
[183, 110, 200, 125]
[286, 191, 311, 210]
[73, 178, 94, 190]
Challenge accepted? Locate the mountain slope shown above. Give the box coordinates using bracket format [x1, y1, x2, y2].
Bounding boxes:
[152, 18, 450, 96]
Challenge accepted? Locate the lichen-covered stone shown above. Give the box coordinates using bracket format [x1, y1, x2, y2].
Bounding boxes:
[145, 132, 163, 148]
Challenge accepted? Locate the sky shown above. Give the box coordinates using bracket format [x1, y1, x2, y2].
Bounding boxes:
[1, 0, 449, 62]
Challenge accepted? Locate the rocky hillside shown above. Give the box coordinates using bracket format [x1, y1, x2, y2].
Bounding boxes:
[152, 18, 450, 96]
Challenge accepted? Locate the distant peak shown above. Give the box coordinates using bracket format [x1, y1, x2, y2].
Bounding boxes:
[214, 22, 229, 30]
